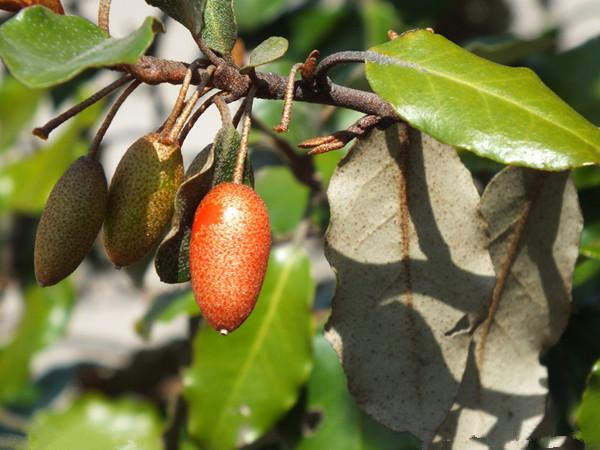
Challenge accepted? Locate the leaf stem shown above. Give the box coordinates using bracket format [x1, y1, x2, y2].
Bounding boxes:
[273, 63, 303, 133]
[178, 91, 226, 145]
[161, 60, 207, 138]
[89, 79, 142, 160]
[33, 74, 133, 140]
[233, 86, 257, 184]
[213, 94, 232, 125]
[313, 51, 369, 86]
[98, 0, 112, 34]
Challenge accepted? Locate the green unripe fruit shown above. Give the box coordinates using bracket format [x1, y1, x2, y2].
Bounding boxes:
[103, 133, 184, 267]
[34, 156, 107, 286]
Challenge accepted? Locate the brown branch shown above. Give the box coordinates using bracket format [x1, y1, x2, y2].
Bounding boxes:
[98, 0, 112, 34]
[117, 54, 399, 121]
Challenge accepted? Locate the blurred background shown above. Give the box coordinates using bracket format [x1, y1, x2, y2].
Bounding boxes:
[0, 0, 599, 449]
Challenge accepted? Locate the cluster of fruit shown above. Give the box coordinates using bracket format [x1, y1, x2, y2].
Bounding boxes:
[33, 130, 271, 334]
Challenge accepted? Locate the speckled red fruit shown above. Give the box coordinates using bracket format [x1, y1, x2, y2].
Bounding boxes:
[189, 183, 271, 334]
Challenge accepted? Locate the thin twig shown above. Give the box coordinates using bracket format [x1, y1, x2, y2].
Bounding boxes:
[178, 91, 224, 145]
[232, 96, 249, 128]
[98, 0, 112, 33]
[273, 63, 303, 133]
[299, 114, 383, 155]
[33, 74, 133, 140]
[213, 94, 232, 125]
[233, 86, 257, 184]
[313, 51, 369, 85]
[195, 38, 223, 66]
[89, 79, 142, 160]
[162, 63, 213, 138]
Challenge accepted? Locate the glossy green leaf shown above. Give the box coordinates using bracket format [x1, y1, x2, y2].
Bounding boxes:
[255, 167, 309, 235]
[0, 281, 74, 406]
[0, 95, 103, 215]
[577, 360, 600, 449]
[146, 0, 206, 36]
[365, 29, 600, 170]
[0, 6, 162, 88]
[297, 335, 419, 450]
[0, 76, 44, 153]
[184, 245, 315, 450]
[25, 394, 163, 450]
[240, 36, 288, 73]
[155, 144, 214, 284]
[135, 290, 199, 340]
[581, 223, 600, 260]
[201, 0, 237, 55]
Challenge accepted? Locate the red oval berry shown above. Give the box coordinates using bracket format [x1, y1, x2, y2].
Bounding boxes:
[189, 182, 271, 334]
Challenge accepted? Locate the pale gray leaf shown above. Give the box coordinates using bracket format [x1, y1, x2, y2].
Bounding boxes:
[324, 124, 495, 446]
[433, 168, 582, 450]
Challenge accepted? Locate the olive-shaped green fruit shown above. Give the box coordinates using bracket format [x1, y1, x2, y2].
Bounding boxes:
[103, 133, 184, 267]
[34, 156, 107, 286]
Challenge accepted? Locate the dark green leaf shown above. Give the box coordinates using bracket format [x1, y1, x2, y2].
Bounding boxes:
[0, 281, 74, 406]
[212, 124, 253, 187]
[360, 0, 402, 48]
[184, 245, 315, 450]
[325, 124, 495, 445]
[26, 394, 163, 450]
[146, 0, 206, 36]
[573, 166, 600, 190]
[201, 0, 237, 55]
[574, 259, 600, 289]
[0, 93, 103, 215]
[135, 290, 199, 340]
[366, 29, 600, 170]
[577, 360, 600, 449]
[581, 223, 600, 260]
[297, 335, 420, 450]
[240, 36, 288, 74]
[0, 6, 162, 88]
[155, 145, 214, 283]
[0, 76, 44, 153]
[255, 167, 309, 235]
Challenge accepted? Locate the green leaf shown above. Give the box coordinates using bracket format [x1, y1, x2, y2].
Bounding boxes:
[574, 258, 600, 289]
[0, 281, 74, 406]
[201, 0, 237, 55]
[155, 145, 214, 284]
[255, 167, 309, 235]
[212, 124, 253, 187]
[581, 223, 600, 260]
[297, 335, 420, 450]
[146, 0, 206, 36]
[365, 29, 600, 170]
[135, 290, 199, 340]
[240, 36, 288, 74]
[577, 360, 600, 449]
[184, 245, 315, 450]
[0, 6, 162, 88]
[0, 76, 44, 153]
[25, 394, 163, 450]
[0, 93, 103, 215]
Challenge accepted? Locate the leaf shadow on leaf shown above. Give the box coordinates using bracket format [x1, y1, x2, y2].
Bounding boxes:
[434, 170, 578, 449]
[325, 128, 497, 445]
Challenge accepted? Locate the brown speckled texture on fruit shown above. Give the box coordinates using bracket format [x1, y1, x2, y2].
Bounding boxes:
[189, 183, 271, 333]
[103, 133, 183, 267]
[35, 156, 107, 286]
